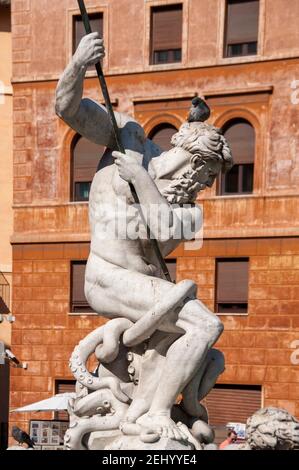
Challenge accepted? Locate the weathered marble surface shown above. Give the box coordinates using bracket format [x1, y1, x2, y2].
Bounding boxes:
[56, 33, 233, 450]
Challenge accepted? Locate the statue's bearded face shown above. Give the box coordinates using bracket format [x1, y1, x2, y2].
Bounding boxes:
[161, 122, 232, 204]
[161, 157, 222, 204]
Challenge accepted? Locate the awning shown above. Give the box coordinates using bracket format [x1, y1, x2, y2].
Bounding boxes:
[10, 393, 76, 413]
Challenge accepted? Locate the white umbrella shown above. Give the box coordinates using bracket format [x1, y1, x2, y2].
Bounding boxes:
[10, 393, 76, 413]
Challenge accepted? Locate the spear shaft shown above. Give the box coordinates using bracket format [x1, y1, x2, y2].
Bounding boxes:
[77, 0, 172, 282]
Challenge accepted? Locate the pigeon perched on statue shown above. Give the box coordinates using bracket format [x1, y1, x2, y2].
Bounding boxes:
[187, 97, 211, 123]
[12, 426, 35, 448]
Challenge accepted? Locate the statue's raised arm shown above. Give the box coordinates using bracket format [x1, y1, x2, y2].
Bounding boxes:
[55, 33, 116, 148]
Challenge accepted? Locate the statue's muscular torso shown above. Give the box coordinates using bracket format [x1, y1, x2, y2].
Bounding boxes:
[88, 131, 177, 279]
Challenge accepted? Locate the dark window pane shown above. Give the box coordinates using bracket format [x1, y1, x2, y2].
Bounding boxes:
[223, 165, 239, 193]
[75, 182, 91, 202]
[227, 43, 243, 57]
[227, 41, 258, 57]
[248, 41, 257, 54]
[154, 50, 168, 63]
[217, 303, 248, 314]
[149, 124, 177, 152]
[242, 163, 254, 192]
[173, 49, 182, 62]
[218, 119, 255, 195]
[153, 49, 182, 64]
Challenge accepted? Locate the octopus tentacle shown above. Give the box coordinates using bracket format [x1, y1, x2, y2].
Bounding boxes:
[69, 318, 133, 401]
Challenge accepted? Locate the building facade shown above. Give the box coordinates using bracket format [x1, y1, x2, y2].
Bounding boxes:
[9, 0, 299, 440]
[0, 0, 13, 451]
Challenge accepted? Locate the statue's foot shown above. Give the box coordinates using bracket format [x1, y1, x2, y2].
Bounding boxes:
[137, 413, 189, 442]
[125, 398, 149, 424]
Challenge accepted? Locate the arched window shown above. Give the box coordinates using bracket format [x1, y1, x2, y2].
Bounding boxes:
[219, 119, 255, 195]
[149, 123, 177, 152]
[71, 136, 105, 202]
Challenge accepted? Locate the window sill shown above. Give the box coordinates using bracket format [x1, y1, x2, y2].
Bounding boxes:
[217, 313, 248, 317]
[218, 54, 261, 66]
[68, 312, 97, 316]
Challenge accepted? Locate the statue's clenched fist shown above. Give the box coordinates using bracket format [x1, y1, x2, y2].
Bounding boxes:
[74, 32, 105, 67]
[112, 151, 143, 183]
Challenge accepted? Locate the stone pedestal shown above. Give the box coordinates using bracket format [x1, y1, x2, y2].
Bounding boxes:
[105, 436, 195, 451]
[86, 430, 123, 450]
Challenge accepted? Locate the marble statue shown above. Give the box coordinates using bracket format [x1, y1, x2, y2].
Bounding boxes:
[55, 32, 233, 450]
[223, 408, 299, 451]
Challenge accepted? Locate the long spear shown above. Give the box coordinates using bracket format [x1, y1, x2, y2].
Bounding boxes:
[77, 0, 172, 282]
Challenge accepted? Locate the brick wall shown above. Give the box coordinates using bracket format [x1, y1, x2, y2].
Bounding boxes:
[10, 237, 299, 438]
[9, 242, 106, 436]
[176, 237, 299, 417]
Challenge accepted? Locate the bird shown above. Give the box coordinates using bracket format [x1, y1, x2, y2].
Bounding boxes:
[12, 425, 35, 448]
[187, 96, 211, 123]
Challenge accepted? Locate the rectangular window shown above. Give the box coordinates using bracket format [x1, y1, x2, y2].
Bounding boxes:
[224, 0, 259, 58]
[151, 4, 183, 65]
[55, 380, 76, 422]
[220, 163, 254, 195]
[71, 261, 94, 313]
[73, 13, 103, 70]
[204, 384, 262, 427]
[216, 258, 249, 314]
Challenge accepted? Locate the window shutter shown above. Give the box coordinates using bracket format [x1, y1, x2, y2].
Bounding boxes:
[74, 13, 103, 52]
[73, 137, 105, 183]
[55, 380, 76, 421]
[204, 384, 262, 426]
[226, 0, 259, 44]
[216, 259, 249, 303]
[152, 5, 183, 51]
[71, 261, 93, 312]
[224, 121, 255, 164]
[150, 125, 177, 152]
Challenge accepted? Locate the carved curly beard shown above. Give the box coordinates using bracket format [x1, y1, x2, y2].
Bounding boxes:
[161, 167, 206, 204]
[160, 121, 233, 204]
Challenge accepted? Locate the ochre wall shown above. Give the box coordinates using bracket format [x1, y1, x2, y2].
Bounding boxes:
[9, 0, 299, 440]
[10, 242, 105, 433]
[0, 4, 13, 279]
[9, 238, 299, 436]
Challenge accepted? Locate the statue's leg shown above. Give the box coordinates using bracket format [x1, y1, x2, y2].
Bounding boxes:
[137, 299, 223, 440]
[124, 331, 181, 424]
[181, 348, 225, 418]
[85, 254, 179, 323]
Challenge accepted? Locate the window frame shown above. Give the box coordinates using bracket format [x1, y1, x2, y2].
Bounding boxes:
[217, 118, 256, 196]
[150, 3, 183, 66]
[224, 0, 260, 59]
[215, 257, 250, 316]
[144, 0, 188, 71]
[72, 11, 104, 59]
[70, 134, 105, 203]
[148, 122, 178, 152]
[70, 260, 94, 314]
[67, 6, 108, 76]
[217, 0, 265, 65]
